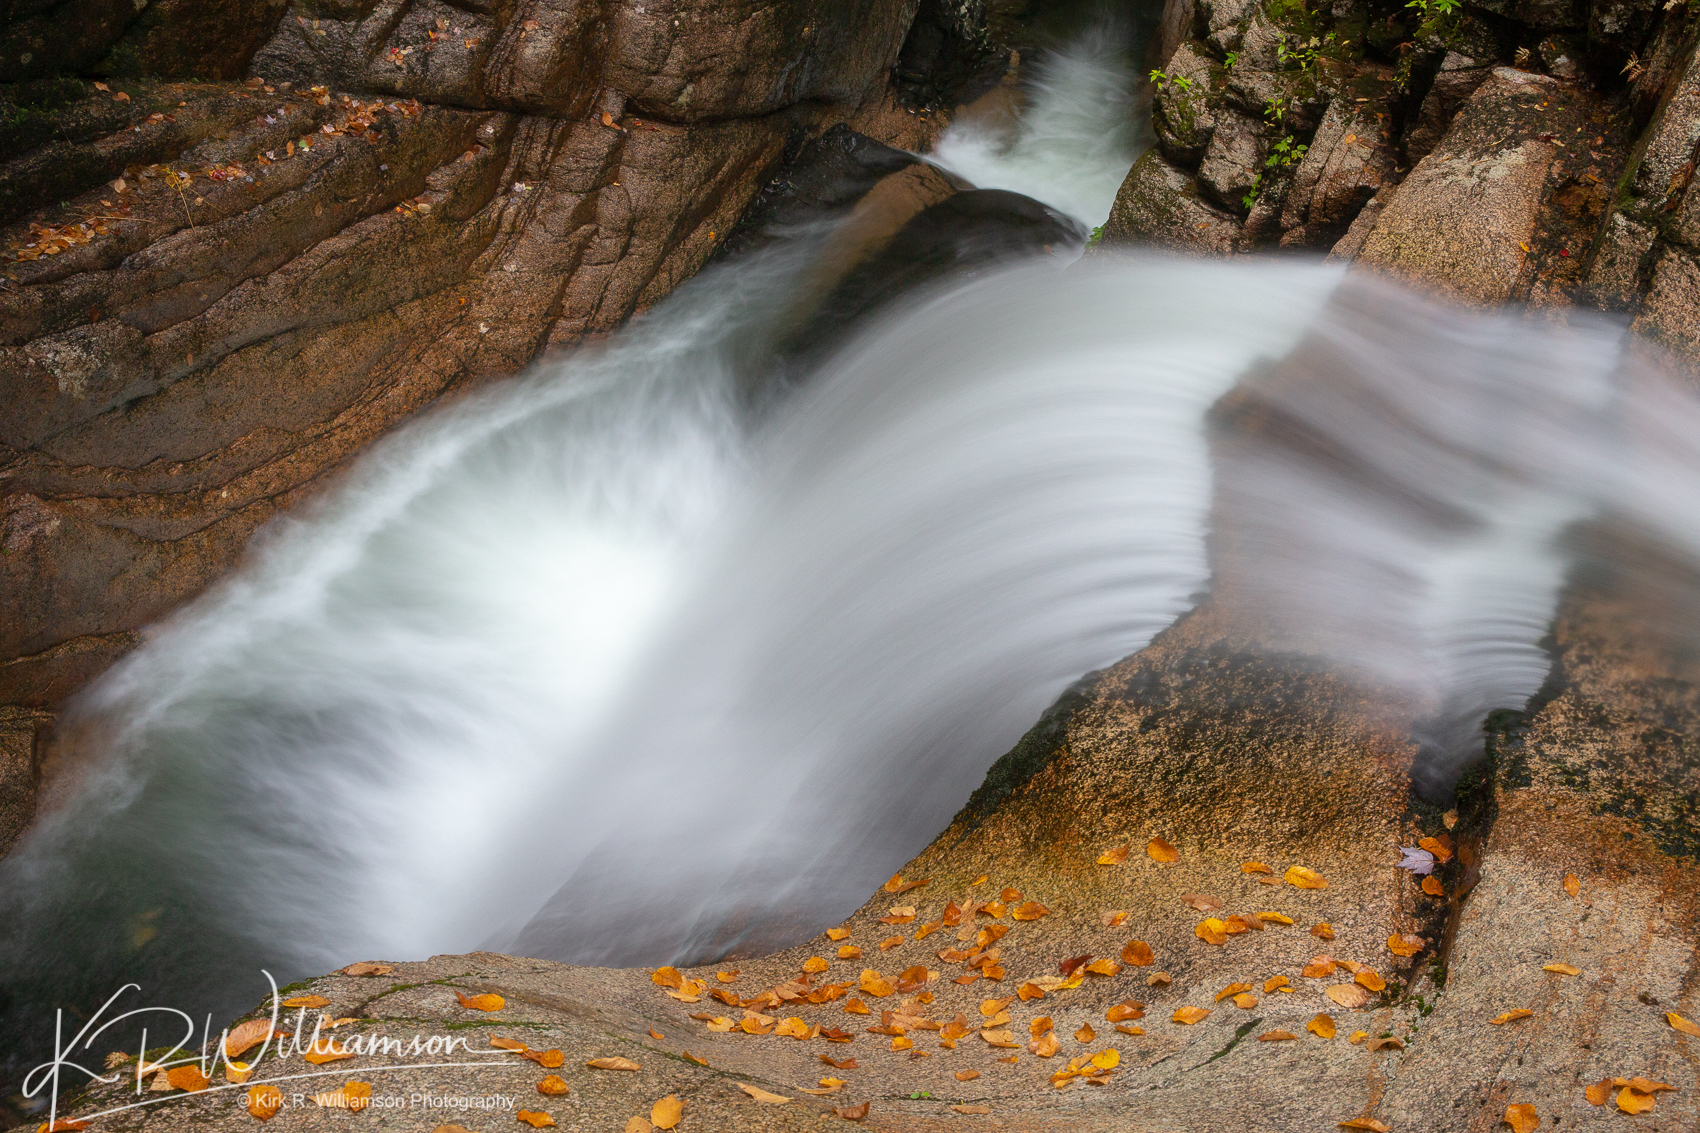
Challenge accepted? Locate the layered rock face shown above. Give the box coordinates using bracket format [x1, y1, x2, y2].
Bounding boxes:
[0, 0, 971, 849]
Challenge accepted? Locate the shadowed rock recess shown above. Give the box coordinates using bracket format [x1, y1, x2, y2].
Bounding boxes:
[0, 0, 989, 851]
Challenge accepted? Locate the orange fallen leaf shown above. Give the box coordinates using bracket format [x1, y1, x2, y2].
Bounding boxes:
[1388, 934, 1425, 957]
[682, 1051, 707, 1066]
[1284, 865, 1328, 889]
[455, 990, 505, 1012]
[1012, 901, 1050, 921]
[1489, 1009, 1533, 1025]
[537, 1076, 570, 1095]
[1232, 993, 1259, 1009]
[1097, 845, 1129, 865]
[844, 998, 870, 1015]
[1616, 1087, 1656, 1114]
[1257, 911, 1295, 925]
[1312, 923, 1336, 940]
[621, 1119, 648, 1133]
[1121, 940, 1155, 966]
[878, 936, 903, 951]
[246, 1084, 283, 1121]
[1147, 837, 1180, 863]
[647, 1028, 664, 1041]
[981, 996, 1015, 1016]
[1503, 1103, 1537, 1133]
[718, 969, 740, 981]
[223, 1019, 279, 1059]
[651, 967, 683, 989]
[979, 1030, 1021, 1048]
[1327, 985, 1370, 1009]
[1355, 970, 1386, 992]
[522, 1049, 565, 1069]
[802, 956, 829, 974]
[1195, 918, 1228, 946]
[1084, 959, 1120, 977]
[1018, 982, 1046, 1001]
[1265, 976, 1290, 993]
[1242, 861, 1273, 874]
[1074, 1023, 1096, 1042]
[1563, 874, 1580, 898]
[1337, 1120, 1390, 1132]
[1307, 1014, 1336, 1038]
[1422, 876, 1445, 897]
[834, 1101, 871, 1120]
[1215, 983, 1252, 1002]
[517, 1110, 556, 1127]
[1171, 1006, 1210, 1024]
[1667, 1011, 1700, 1036]
[586, 1057, 642, 1071]
[956, 1069, 980, 1081]
[1417, 835, 1453, 863]
[838, 945, 863, 960]
[1627, 1077, 1674, 1093]
[282, 995, 330, 1008]
[1029, 1030, 1060, 1057]
[1106, 1000, 1144, 1022]
[304, 1042, 355, 1065]
[1303, 958, 1338, 978]
[1584, 1079, 1612, 1105]
[1223, 915, 1256, 934]
[1542, 963, 1581, 975]
[1259, 1030, 1298, 1041]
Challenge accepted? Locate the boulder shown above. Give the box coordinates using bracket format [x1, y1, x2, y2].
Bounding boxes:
[1096, 148, 1243, 255]
[1278, 97, 1396, 248]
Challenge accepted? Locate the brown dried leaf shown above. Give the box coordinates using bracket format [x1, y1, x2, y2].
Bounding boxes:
[1029, 1030, 1060, 1057]
[1366, 1037, 1403, 1051]
[1326, 984, 1371, 1009]
[586, 1057, 642, 1071]
[1147, 971, 1173, 986]
[1417, 835, 1453, 864]
[1311, 923, 1336, 941]
[878, 936, 903, 952]
[1422, 876, 1445, 897]
[1337, 1120, 1390, 1132]
[738, 1084, 790, 1104]
[1241, 861, 1273, 874]
[834, 1101, 871, 1120]
[1180, 894, 1224, 912]
[1018, 982, 1046, 1001]
[1121, 940, 1155, 966]
[522, 1048, 565, 1068]
[1012, 901, 1050, 921]
[1147, 837, 1180, 863]
[282, 995, 331, 1009]
[1097, 845, 1129, 865]
[1259, 1030, 1298, 1041]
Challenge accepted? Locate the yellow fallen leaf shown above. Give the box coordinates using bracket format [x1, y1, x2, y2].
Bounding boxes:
[717, 969, 740, 981]
[980, 1029, 1021, 1048]
[1121, 940, 1155, 966]
[1563, 874, 1580, 897]
[246, 1084, 283, 1121]
[1085, 959, 1120, 976]
[1242, 861, 1273, 874]
[1012, 901, 1050, 921]
[1090, 1048, 1119, 1069]
[1098, 845, 1129, 865]
[1307, 1014, 1336, 1038]
[282, 995, 330, 1009]
[1232, 993, 1259, 1009]
[1257, 911, 1294, 925]
[1503, 1103, 1537, 1133]
[522, 1048, 565, 1068]
[738, 1083, 791, 1104]
[1337, 1120, 1390, 1132]
[803, 957, 829, 973]
[1172, 1006, 1210, 1024]
[1543, 963, 1581, 975]
[1106, 1000, 1144, 1022]
[646, 1093, 682, 1130]
[1355, 970, 1386, 992]
[1422, 876, 1445, 897]
[1616, 1087, 1656, 1114]
[826, 927, 850, 941]
[1029, 1030, 1060, 1057]
[303, 1042, 355, 1065]
[586, 1057, 642, 1071]
[537, 1076, 570, 1095]
[622, 1118, 649, 1133]
[1667, 1011, 1700, 1037]
[1285, 866, 1328, 889]
[1489, 1009, 1533, 1025]
[1259, 1030, 1298, 1041]
[1348, 1030, 1369, 1044]
[1195, 918, 1228, 946]
[890, 1035, 912, 1051]
[517, 1110, 556, 1127]
[1312, 923, 1336, 941]
[1147, 837, 1180, 863]
[1388, 934, 1425, 957]
[454, 990, 505, 1012]
[1215, 983, 1252, 1002]
[1327, 985, 1370, 1009]
[651, 967, 683, 989]
[1265, 976, 1290, 993]
[1148, 971, 1172, 986]
[1627, 1077, 1674, 1093]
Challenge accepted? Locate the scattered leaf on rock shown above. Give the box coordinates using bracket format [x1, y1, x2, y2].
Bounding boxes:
[516, 1111, 556, 1128]
[1348, 1030, 1369, 1044]
[1242, 862, 1273, 874]
[1489, 1010, 1533, 1025]
[1584, 1080, 1611, 1105]
[1563, 874, 1581, 898]
[586, 1057, 641, 1071]
[1030, 1031, 1060, 1057]
[1303, 958, 1338, 978]
[247, 1084, 282, 1121]
[304, 1042, 355, 1065]
[537, 1077, 569, 1096]
[1100, 910, 1131, 927]
[1215, 983, 1253, 1002]
[1543, 963, 1581, 975]
[1090, 1048, 1120, 1069]
[834, 1102, 871, 1120]
[1366, 1037, 1404, 1052]
[739, 1084, 791, 1104]
[1337, 1120, 1390, 1132]
[827, 928, 850, 941]
[622, 1119, 649, 1133]
[522, 1049, 565, 1069]
[1121, 940, 1155, 966]
[1327, 985, 1371, 1009]
[1260, 1030, 1298, 1041]
[1075, 1023, 1096, 1042]
[1098, 845, 1130, 865]
[1503, 1103, 1537, 1133]
[650, 1096, 682, 1130]
[223, 1019, 279, 1059]
[1180, 894, 1224, 912]
[1172, 1006, 1211, 1024]
[1233, 993, 1259, 1009]
[1307, 1014, 1336, 1038]
[1312, 923, 1336, 941]
[652, 967, 683, 989]
[950, 1105, 990, 1115]
[803, 957, 829, 974]
[1195, 918, 1228, 946]
[1265, 976, 1291, 993]
[1018, 982, 1046, 1001]
[1285, 866, 1328, 889]
[455, 990, 505, 1012]
[1084, 959, 1120, 977]
[493, 1036, 528, 1052]
[1106, 1000, 1144, 1022]
[682, 1051, 707, 1066]
[282, 995, 331, 1009]
[1667, 1011, 1700, 1036]
[1355, 970, 1386, 992]
[1388, 934, 1425, 957]
[1012, 902, 1050, 921]
[1422, 876, 1445, 897]
[1616, 1087, 1656, 1115]
[1147, 838, 1180, 863]
[1417, 835, 1453, 863]
[1257, 911, 1295, 925]
[1148, 971, 1172, 986]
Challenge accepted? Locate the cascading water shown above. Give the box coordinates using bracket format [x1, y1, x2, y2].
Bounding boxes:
[8, 20, 1700, 1091]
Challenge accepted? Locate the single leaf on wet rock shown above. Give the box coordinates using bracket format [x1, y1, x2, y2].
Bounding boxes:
[1348, 1030, 1369, 1044]
[1312, 923, 1336, 941]
[820, 1054, 857, 1069]
[647, 1028, 663, 1041]
[1584, 1080, 1612, 1105]
[838, 945, 863, 960]
[1489, 1009, 1533, 1025]
[1172, 1006, 1211, 1024]
[980, 1030, 1021, 1048]
[1337, 1120, 1390, 1131]
[1214, 982, 1252, 1002]
[845, 998, 870, 1015]
[1563, 874, 1581, 898]
[682, 1051, 707, 1066]
[1327, 985, 1370, 1009]
[1260, 1030, 1298, 1041]
[1417, 835, 1453, 863]
[1667, 1011, 1700, 1036]
[1543, 963, 1581, 975]
[1242, 861, 1273, 874]
[1233, 993, 1259, 1008]
[1018, 982, 1046, 1001]
[1388, 934, 1425, 957]
[834, 1101, 871, 1120]
[1285, 866, 1328, 889]
[1122, 940, 1155, 966]
[455, 990, 506, 1012]
[1422, 876, 1445, 897]
[1180, 894, 1224, 912]
[1101, 910, 1131, 927]
[739, 1084, 791, 1104]
[827, 927, 851, 941]
[282, 995, 331, 1009]
[1106, 1000, 1144, 1022]
[622, 1120, 649, 1133]
[1503, 1103, 1537, 1133]
[1303, 957, 1338, 978]
[1098, 845, 1130, 865]
[537, 1076, 569, 1096]
[1148, 971, 1173, 986]
[956, 1068, 981, 1081]
[1195, 918, 1228, 946]
[1029, 1015, 1054, 1036]
[246, 1084, 283, 1121]
[1147, 838, 1180, 863]
[647, 1094, 682, 1130]
[516, 1112, 556, 1128]
[1090, 1048, 1119, 1069]
[586, 1057, 642, 1071]
[1030, 1030, 1060, 1057]
[1307, 1014, 1336, 1038]
[1012, 901, 1050, 921]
